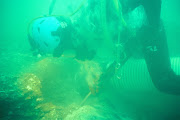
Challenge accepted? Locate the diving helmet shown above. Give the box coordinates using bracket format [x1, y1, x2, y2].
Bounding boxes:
[28, 16, 70, 55]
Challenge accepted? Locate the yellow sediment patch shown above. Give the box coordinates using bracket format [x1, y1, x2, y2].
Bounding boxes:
[17, 73, 42, 100]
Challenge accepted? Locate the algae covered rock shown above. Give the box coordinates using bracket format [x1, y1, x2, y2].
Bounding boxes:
[64, 105, 105, 120]
[16, 56, 131, 120]
[36, 102, 63, 120]
[17, 73, 42, 100]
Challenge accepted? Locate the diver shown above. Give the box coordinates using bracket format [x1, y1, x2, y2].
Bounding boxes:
[28, 0, 180, 95]
[119, 0, 180, 95]
[28, 15, 96, 60]
[28, 0, 96, 60]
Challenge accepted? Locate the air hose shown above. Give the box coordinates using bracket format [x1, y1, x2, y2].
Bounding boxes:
[100, 0, 114, 51]
[28, 0, 87, 33]
[49, 0, 57, 15]
[110, 57, 180, 92]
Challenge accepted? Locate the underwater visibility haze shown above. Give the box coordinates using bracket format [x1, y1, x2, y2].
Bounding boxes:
[0, 0, 180, 120]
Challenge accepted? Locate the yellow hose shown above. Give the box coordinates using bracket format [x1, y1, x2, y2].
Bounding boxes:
[112, 0, 126, 27]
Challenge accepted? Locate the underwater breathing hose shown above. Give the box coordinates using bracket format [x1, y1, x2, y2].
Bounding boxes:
[28, 0, 87, 33]
[49, 0, 87, 16]
[49, 0, 57, 15]
[111, 0, 128, 78]
[110, 57, 180, 92]
[100, 0, 114, 51]
[112, 0, 126, 26]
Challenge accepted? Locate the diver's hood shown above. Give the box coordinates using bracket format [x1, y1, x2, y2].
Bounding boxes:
[28, 16, 68, 54]
[124, 5, 148, 30]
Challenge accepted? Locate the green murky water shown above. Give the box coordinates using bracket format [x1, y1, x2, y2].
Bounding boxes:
[0, 0, 180, 120]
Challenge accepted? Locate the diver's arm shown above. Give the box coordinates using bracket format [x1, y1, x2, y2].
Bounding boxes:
[141, 0, 162, 28]
[141, 0, 180, 95]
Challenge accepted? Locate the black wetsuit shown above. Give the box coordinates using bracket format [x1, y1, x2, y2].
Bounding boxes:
[121, 0, 180, 95]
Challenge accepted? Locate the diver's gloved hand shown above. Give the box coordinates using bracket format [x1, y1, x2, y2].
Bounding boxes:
[89, 84, 99, 95]
[88, 76, 100, 95]
[89, 81, 99, 95]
